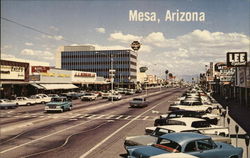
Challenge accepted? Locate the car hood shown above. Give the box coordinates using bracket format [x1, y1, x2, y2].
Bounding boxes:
[128, 145, 168, 157]
[125, 135, 157, 146]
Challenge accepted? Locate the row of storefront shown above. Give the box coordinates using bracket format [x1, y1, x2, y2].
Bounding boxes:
[0, 59, 108, 99]
[201, 61, 250, 106]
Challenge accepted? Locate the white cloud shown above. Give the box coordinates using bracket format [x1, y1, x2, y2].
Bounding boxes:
[20, 49, 54, 61]
[42, 34, 64, 41]
[49, 26, 59, 32]
[92, 44, 128, 50]
[109, 32, 142, 43]
[95, 27, 106, 33]
[25, 42, 33, 46]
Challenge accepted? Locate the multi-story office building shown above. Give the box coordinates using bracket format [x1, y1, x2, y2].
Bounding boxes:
[56, 46, 137, 85]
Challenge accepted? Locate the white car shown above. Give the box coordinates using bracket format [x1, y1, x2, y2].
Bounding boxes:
[81, 93, 97, 101]
[15, 97, 36, 106]
[169, 100, 214, 113]
[108, 93, 122, 101]
[35, 94, 51, 103]
[166, 117, 229, 136]
[0, 99, 18, 109]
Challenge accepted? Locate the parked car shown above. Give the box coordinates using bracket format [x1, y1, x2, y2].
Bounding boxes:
[45, 97, 72, 112]
[129, 98, 148, 108]
[101, 91, 112, 99]
[154, 110, 219, 126]
[127, 132, 243, 158]
[169, 100, 214, 113]
[150, 153, 199, 158]
[125, 89, 136, 95]
[165, 117, 229, 136]
[124, 125, 200, 149]
[0, 99, 18, 109]
[108, 93, 122, 101]
[35, 94, 51, 103]
[81, 93, 98, 101]
[144, 125, 231, 144]
[15, 97, 36, 106]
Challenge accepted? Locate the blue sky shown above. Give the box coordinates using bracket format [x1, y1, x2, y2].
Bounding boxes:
[1, 0, 250, 78]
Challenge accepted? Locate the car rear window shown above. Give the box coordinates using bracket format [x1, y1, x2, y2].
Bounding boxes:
[191, 121, 210, 128]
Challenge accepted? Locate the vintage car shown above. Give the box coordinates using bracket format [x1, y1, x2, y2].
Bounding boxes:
[45, 97, 72, 112]
[144, 125, 231, 144]
[108, 93, 122, 101]
[124, 125, 200, 149]
[154, 110, 220, 126]
[127, 132, 243, 158]
[15, 97, 37, 106]
[101, 91, 112, 99]
[169, 100, 214, 113]
[150, 153, 199, 158]
[125, 89, 136, 95]
[165, 117, 229, 136]
[81, 93, 98, 101]
[129, 98, 149, 108]
[35, 94, 52, 103]
[0, 99, 18, 109]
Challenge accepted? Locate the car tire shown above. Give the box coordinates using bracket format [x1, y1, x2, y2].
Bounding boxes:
[41, 101, 45, 104]
[27, 103, 31, 106]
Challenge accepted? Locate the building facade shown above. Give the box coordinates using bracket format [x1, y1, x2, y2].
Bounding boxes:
[56, 46, 137, 86]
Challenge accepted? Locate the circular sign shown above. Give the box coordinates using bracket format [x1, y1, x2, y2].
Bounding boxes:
[131, 41, 141, 51]
[140, 67, 148, 72]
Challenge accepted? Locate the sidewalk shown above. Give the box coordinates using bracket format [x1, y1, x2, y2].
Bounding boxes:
[213, 95, 250, 135]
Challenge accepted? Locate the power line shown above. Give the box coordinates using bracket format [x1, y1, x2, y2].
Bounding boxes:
[1, 16, 79, 44]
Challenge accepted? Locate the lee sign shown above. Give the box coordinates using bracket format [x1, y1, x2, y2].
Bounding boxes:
[227, 52, 247, 67]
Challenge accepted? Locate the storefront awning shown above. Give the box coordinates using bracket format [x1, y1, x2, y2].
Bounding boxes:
[30, 83, 45, 89]
[39, 84, 78, 90]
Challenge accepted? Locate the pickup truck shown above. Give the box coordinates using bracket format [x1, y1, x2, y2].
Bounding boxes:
[45, 97, 72, 112]
[129, 98, 148, 108]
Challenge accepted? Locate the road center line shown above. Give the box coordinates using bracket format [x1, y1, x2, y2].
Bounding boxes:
[79, 96, 170, 158]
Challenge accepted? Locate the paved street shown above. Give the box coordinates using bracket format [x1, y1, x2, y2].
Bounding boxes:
[1, 87, 249, 158]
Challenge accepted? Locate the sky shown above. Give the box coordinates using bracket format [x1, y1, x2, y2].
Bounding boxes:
[1, 0, 250, 79]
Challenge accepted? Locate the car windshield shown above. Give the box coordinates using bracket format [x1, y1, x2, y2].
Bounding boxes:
[153, 138, 181, 153]
[84, 94, 92, 96]
[191, 121, 211, 128]
[166, 120, 186, 126]
[152, 128, 174, 137]
[133, 98, 143, 101]
[51, 98, 65, 102]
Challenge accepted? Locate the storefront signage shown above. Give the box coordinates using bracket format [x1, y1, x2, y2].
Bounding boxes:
[74, 72, 95, 78]
[227, 52, 247, 67]
[0, 65, 25, 80]
[32, 66, 50, 73]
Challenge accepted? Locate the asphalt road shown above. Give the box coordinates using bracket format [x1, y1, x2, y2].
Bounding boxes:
[0, 87, 186, 158]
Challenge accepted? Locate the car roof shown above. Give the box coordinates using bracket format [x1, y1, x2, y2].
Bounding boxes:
[159, 132, 210, 146]
[169, 117, 205, 122]
[156, 125, 197, 132]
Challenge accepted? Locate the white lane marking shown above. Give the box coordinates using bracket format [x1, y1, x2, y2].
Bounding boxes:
[0, 119, 94, 154]
[87, 115, 96, 119]
[95, 115, 106, 119]
[79, 98, 167, 158]
[115, 115, 123, 119]
[105, 115, 115, 119]
[142, 116, 149, 120]
[124, 116, 131, 120]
